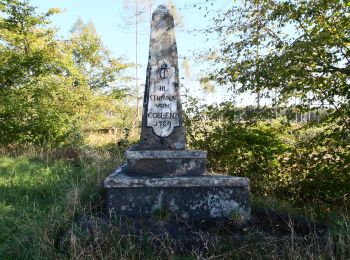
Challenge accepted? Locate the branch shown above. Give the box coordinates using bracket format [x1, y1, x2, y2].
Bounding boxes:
[327, 65, 350, 76]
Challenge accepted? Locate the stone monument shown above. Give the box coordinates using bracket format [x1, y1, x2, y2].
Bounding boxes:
[104, 5, 250, 222]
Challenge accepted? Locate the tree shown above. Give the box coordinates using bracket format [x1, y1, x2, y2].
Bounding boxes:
[0, 0, 63, 88]
[69, 18, 130, 90]
[0, 1, 130, 146]
[0, 0, 91, 146]
[202, 0, 350, 133]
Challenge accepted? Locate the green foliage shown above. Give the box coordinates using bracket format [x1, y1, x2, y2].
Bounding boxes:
[202, 0, 350, 132]
[0, 76, 92, 146]
[192, 0, 350, 212]
[69, 18, 131, 90]
[0, 1, 81, 146]
[0, 149, 349, 259]
[0, 0, 64, 87]
[185, 99, 291, 194]
[0, 148, 120, 259]
[276, 126, 350, 208]
[185, 99, 349, 210]
[0, 1, 133, 147]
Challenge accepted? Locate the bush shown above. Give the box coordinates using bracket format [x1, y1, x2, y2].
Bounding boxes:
[276, 126, 350, 209]
[0, 76, 92, 147]
[185, 100, 291, 193]
[185, 100, 349, 211]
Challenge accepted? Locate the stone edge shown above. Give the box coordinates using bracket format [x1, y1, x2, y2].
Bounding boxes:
[104, 164, 250, 189]
[126, 150, 207, 159]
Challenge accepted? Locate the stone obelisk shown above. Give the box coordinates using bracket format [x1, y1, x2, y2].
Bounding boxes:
[104, 6, 250, 222]
[123, 6, 206, 177]
[140, 5, 186, 150]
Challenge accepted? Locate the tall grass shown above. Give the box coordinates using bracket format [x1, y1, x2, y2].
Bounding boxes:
[0, 144, 349, 259]
[0, 147, 120, 259]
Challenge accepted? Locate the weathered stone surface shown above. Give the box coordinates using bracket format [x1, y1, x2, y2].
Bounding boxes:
[125, 150, 207, 176]
[126, 150, 207, 159]
[105, 165, 251, 221]
[105, 164, 249, 188]
[104, 5, 251, 223]
[140, 5, 186, 150]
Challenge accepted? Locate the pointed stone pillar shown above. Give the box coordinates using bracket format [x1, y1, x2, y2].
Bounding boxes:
[140, 5, 186, 150]
[125, 5, 206, 177]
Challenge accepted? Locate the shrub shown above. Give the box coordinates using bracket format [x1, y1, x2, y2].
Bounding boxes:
[185, 100, 349, 210]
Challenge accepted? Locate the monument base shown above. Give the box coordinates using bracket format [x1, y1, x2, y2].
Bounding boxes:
[104, 165, 251, 222]
[126, 150, 207, 177]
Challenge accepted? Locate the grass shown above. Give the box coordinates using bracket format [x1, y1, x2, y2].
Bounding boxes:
[0, 147, 120, 259]
[0, 143, 349, 259]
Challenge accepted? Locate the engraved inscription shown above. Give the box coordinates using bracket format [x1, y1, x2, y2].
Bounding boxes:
[147, 60, 179, 137]
[159, 62, 169, 79]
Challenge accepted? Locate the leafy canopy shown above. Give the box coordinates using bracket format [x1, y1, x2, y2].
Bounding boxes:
[203, 0, 350, 132]
[0, 0, 131, 146]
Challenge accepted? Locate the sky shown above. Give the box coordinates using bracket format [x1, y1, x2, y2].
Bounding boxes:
[29, 0, 256, 106]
